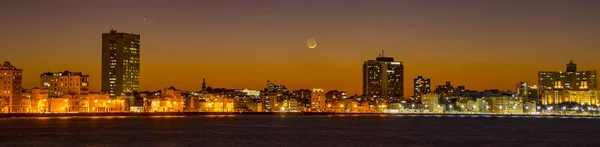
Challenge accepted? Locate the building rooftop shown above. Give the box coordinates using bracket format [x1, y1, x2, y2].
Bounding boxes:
[1, 61, 21, 70]
[41, 70, 88, 77]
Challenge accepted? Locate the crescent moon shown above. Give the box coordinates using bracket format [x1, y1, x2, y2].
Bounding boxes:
[307, 38, 317, 49]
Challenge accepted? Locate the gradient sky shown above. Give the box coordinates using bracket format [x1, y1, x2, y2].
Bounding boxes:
[1, 0, 599, 96]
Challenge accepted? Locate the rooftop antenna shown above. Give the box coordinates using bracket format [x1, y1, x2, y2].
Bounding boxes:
[382, 49, 385, 57]
[110, 25, 116, 33]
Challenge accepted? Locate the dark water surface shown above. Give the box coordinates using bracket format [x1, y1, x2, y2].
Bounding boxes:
[1, 115, 599, 147]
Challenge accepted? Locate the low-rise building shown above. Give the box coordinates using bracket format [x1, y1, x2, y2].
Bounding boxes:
[40, 71, 89, 98]
[487, 96, 523, 114]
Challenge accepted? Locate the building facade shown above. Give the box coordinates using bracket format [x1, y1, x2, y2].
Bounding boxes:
[102, 28, 141, 97]
[40, 71, 89, 98]
[434, 81, 455, 105]
[538, 60, 597, 94]
[487, 96, 523, 114]
[516, 82, 538, 104]
[325, 90, 346, 102]
[421, 93, 442, 113]
[362, 51, 404, 100]
[413, 76, 431, 102]
[0, 61, 23, 112]
[311, 88, 325, 112]
[541, 89, 599, 106]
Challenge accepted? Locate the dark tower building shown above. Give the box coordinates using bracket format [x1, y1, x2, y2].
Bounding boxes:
[102, 27, 140, 97]
[202, 78, 207, 91]
[362, 50, 404, 101]
[566, 60, 577, 73]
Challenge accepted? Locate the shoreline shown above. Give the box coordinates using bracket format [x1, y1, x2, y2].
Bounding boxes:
[1, 112, 599, 119]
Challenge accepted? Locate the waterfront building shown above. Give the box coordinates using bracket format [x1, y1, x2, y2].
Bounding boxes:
[325, 90, 346, 102]
[264, 93, 282, 111]
[538, 60, 597, 94]
[362, 51, 404, 100]
[311, 88, 325, 112]
[243, 102, 263, 112]
[145, 87, 185, 112]
[27, 88, 49, 112]
[517, 82, 539, 104]
[0, 61, 24, 112]
[280, 98, 299, 111]
[541, 89, 599, 106]
[102, 28, 141, 97]
[455, 98, 488, 113]
[434, 81, 458, 105]
[40, 71, 89, 98]
[325, 101, 346, 113]
[523, 101, 537, 114]
[421, 93, 442, 113]
[486, 96, 523, 114]
[342, 99, 360, 113]
[81, 93, 127, 112]
[413, 76, 431, 102]
[292, 89, 311, 108]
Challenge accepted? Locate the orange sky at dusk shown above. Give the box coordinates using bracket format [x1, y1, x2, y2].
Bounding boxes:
[1, 0, 599, 96]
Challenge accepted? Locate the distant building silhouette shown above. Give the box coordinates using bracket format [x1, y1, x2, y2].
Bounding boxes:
[201, 78, 207, 92]
[266, 80, 287, 93]
[101, 27, 140, 97]
[362, 50, 404, 101]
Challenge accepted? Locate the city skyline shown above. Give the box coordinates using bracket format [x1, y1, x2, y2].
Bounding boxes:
[2, 0, 600, 96]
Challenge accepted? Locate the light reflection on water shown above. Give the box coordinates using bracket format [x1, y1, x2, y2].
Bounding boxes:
[6, 114, 600, 120]
[1, 115, 600, 146]
[149, 115, 188, 118]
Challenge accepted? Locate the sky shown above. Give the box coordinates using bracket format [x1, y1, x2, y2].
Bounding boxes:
[1, 0, 599, 96]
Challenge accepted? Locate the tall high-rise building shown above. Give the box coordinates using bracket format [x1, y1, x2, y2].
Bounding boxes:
[0, 61, 23, 112]
[362, 51, 404, 100]
[40, 71, 89, 98]
[102, 28, 140, 97]
[413, 76, 431, 101]
[538, 60, 597, 93]
[311, 88, 325, 112]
